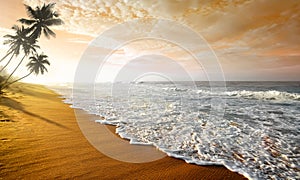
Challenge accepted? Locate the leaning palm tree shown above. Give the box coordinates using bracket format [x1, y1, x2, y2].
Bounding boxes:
[0, 25, 35, 73]
[3, 53, 50, 87]
[3, 25, 39, 83]
[0, 26, 24, 71]
[18, 3, 64, 40]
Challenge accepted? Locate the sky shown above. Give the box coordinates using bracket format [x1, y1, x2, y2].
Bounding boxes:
[0, 0, 299, 83]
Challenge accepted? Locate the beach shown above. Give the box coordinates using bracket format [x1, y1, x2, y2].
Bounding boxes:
[0, 83, 245, 179]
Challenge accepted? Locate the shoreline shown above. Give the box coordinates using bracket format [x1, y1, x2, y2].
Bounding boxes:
[0, 83, 246, 179]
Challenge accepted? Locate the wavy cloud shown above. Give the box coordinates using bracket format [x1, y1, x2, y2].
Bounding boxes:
[21, 0, 300, 80]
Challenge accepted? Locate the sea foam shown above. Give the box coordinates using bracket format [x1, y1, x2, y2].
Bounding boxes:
[50, 82, 300, 180]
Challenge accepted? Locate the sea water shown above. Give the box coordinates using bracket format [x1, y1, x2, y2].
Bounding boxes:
[50, 81, 300, 179]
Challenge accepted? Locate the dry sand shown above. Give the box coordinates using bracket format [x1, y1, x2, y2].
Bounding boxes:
[0, 83, 246, 179]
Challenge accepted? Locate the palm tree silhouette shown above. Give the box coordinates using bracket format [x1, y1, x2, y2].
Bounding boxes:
[0, 3, 62, 93]
[0, 25, 26, 69]
[4, 53, 50, 87]
[18, 3, 64, 40]
[2, 25, 39, 83]
[0, 25, 37, 73]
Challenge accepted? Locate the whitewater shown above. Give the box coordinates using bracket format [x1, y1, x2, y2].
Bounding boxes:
[50, 81, 300, 179]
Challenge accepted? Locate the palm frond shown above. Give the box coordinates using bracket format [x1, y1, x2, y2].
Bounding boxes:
[40, 54, 48, 59]
[43, 28, 50, 39]
[42, 60, 50, 66]
[42, 3, 56, 19]
[3, 35, 16, 45]
[43, 3, 56, 12]
[31, 44, 40, 52]
[18, 18, 36, 25]
[11, 25, 20, 31]
[12, 46, 21, 56]
[30, 27, 42, 39]
[36, 6, 42, 19]
[26, 26, 35, 35]
[44, 18, 64, 26]
[24, 4, 37, 19]
[43, 26, 56, 38]
[3, 40, 13, 45]
[3, 34, 15, 38]
[52, 11, 59, 17]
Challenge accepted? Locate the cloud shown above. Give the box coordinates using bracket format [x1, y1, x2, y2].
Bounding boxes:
[20, 0, 253, 37]
[22, 0, 299, 50]
[21, 0, 300, 80]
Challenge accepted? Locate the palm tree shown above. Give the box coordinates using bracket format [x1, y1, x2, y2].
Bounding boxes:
[0, 25, 35, 73]
[2, 25, 39, 83]
[0, 25, 24, 70]
[3, 53, 50, 87]
[18, 3, 64, 40]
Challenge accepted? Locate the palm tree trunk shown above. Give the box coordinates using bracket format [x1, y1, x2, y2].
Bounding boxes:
[5, 54, 26, 83]
[0, 53, 15, 73]
[2, 71, 32, 89]
[0, 50, 12, 63]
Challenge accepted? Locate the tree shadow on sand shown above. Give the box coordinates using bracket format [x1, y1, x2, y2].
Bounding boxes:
[9, 84, 59, 103]
[0, 96, 70, 130]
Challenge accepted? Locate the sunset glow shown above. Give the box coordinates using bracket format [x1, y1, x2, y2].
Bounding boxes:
[0, 0, 299, 83]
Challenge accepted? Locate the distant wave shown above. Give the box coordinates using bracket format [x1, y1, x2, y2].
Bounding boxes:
[226, 90, 300, 101]
[195, 89, 300, 101]
[162, 87, 188, 92]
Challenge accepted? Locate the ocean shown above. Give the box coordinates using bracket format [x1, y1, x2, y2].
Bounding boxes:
[50, 81, 300, 179]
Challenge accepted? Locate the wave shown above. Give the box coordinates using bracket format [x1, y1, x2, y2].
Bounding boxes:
[195, 89, 300, 101]
[226, 90, 300, 101]
[162, 87, 188, 92]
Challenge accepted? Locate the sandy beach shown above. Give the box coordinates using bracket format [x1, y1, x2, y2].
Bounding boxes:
[0, 83, 246, 179]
